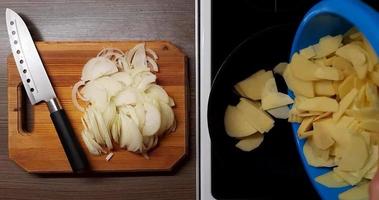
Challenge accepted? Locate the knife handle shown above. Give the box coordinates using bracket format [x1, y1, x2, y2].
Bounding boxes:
[48, 99, 89, 173]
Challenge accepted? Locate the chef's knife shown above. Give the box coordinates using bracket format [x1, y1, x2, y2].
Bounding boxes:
[6, 8, 89, 173]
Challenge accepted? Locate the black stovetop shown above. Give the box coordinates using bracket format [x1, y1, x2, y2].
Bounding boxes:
[210, 1, 319, 199]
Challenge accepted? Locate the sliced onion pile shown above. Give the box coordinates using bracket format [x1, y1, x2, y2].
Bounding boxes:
[71, 43, 176, 158]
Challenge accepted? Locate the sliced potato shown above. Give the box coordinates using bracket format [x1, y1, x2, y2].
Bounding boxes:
[303, 139, 335, 167]
[261, 92, 293, 110]
[224, 105, 257, 138]
[313, 120, 335, 150]
[338, 182, 369, 200]
[297, 97, 339, 112]
[315, 80, 336, 96]
[266, 106, 290, 119]
[236, 70, 273, 100]
[273, 62, 288, 75]
[297, 116, 315, 138]
[333, 88, 358, 122]
[236, 98, 274, 133]
[338, 133, 368, 171]
[235, 134, 264, 152]
[359, 119, 379, 132]
[332, 56, 355, 77]
[290, 53, 320, 81]
[261, 78, 278, 98]
[315, 66, 343, 81]
[314, 35, 343, 58]
[315, 171, 349, 188]
[338, 75, 355, 98]
[299, 45, 316, 59]
[283, 65, 314, 97]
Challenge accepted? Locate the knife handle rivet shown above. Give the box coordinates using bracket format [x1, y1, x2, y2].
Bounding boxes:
[20, 60, 24, 64]
[30, 88, 34, 92]
[16, 50, 20, 54]
[26, 79, 30, 83]
[12, 31, 16, 35]
[10, 21, 14, 25]
[22, 69, 26, 73]
[14, 40, 17, 45]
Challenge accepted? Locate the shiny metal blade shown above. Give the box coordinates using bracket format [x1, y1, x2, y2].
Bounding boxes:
[6, 8, 56, 105]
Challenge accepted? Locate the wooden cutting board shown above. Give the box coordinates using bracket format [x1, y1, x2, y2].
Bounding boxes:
[7, 41, 188, 173]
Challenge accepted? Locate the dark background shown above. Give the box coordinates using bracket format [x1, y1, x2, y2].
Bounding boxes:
[0, 1, 195, 200]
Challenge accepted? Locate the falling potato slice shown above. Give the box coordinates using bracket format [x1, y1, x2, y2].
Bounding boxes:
[338, 182, 369, 200]
[315, 171, 349, 188]
[235, 134, 264, 152]
[224, 105, 257, 138]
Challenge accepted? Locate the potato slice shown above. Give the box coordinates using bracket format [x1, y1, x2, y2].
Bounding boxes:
[297, 97, 339, 112]
[273, 62, 288, 75]
[236, 98, 274, 133]
[235, 133, 264, 152]
[369, 70, 379, 87]
[283, 65, 314, 97]
[303, 139, 334, 167]
[290, 53, 320, 81]
[314, 35, 343, 58]
[364, 165, 377, 179]
[365, 82, 379, 107]
[336, 43, 368, 79]
[346, 107, 379, 120]
[224, 105, 257, 138]
[297, 116, 315, 138]
[299, 45, 316, 59]
[338, 182, 369, 200]
[333, 88, 358, 122]
[236, 70, 273, 100]
[315, 66, 343, 81]
[315, 171, 349, 188]
[234, 84, 247, 97]
[261, 78, 278, 98]
[336, 43, 367, 66]
[313, 120, 336, 150]
[338, 133, 368, 171]
[266, 106, 290, 119]
[315, 80, 336, 96]
[332, 56, 355, 77]
[359, 119, 379, 132]
[338, 75, 355, 98]
[337, 116, 355, 128]
[261, 92, 293, 110]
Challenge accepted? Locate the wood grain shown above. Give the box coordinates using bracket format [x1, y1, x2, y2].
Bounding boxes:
[0, 0, 195, 199]
[8, 41, 187, 173]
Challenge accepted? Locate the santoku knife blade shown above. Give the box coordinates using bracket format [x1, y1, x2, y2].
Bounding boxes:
[6, 8, 89, 173]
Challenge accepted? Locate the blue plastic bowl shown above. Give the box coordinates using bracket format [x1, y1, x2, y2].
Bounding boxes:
[290, 0, 379, 199]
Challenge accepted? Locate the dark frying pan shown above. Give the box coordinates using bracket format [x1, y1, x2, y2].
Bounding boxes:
[207, 24, 318, 199]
